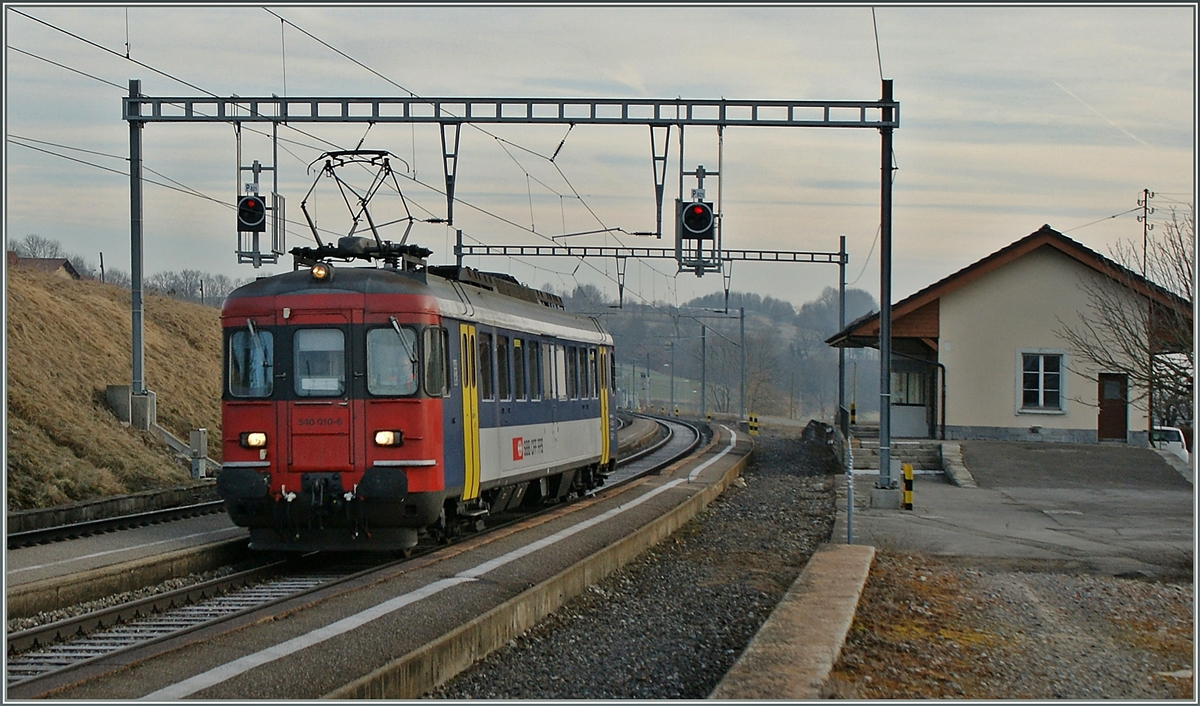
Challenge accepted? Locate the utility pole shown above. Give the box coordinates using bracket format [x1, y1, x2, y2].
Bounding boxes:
[1138, 188, 1155, 275]
[838, 234, 847, 435]
[669, 340, 676, 415]
[878, 79, 896, 491]
[739, 307, 746, 422]
[645, 351, 652, 411]
[1138, 188, 1156, 440]
[701, 323, 707, 420]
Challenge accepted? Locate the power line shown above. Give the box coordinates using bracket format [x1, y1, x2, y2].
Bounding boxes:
[1062, 207, 1141, 233]
[871, 7, 884, 81]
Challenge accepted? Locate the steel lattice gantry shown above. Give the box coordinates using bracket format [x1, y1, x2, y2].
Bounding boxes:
[122, 95, 899, 128]
[453, 240, 846, 307]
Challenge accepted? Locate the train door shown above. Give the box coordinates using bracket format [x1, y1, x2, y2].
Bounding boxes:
[598, 347, 611, 466]
[459, 323, 481, 501]
[287, 317, 354, 474]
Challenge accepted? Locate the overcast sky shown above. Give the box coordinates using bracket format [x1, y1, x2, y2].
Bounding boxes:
[5, 4, 1196, 311]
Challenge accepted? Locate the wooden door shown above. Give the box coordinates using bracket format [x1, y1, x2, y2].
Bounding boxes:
[1098, 373, 1128, 441]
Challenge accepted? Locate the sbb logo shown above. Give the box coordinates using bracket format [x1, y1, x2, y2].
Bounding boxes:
[512, 437, 524, 461]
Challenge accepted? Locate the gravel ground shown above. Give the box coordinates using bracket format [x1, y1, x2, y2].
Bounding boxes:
[429, 428, 839, 699]
[6, 565, 244, 634]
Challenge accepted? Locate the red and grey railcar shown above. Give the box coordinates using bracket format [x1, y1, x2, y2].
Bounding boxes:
[217, 245, 617, 552]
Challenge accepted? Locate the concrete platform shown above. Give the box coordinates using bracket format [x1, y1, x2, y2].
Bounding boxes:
[709, 544, 875, 699]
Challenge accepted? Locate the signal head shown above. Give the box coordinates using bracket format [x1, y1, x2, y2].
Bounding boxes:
[237, 194, 267, 233]
[681, 201, 715, 238]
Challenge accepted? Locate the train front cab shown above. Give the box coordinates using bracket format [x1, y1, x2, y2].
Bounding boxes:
[218, 292, 453, 551]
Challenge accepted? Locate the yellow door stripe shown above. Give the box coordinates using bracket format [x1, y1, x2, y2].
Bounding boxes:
[599, 347, 610, 465]
[460, 324, 481, 501]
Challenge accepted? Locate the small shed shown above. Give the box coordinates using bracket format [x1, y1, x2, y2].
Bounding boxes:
[7, 251, 82, 280]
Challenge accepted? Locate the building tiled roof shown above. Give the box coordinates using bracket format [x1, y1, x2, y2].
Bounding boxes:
[7, 253, 82, 279]
[826, 224, 1192, 347]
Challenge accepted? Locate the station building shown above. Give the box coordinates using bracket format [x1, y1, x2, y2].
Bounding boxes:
[826, 225, 1192, 445]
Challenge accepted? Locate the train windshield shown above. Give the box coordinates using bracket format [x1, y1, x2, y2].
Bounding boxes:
[367, 326, 419, 396]
[228, 328, 274, 397]
[294, 328, 346, 397]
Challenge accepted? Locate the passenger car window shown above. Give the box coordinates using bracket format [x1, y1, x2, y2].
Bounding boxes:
[229, 329, 273, 397]
[367, 326, 418, 396]
[529, 340, 542, 400]
[294, 328, 345, 397]
[497, 335, 511, 400]
[478, 333, 494, 400]
[513, 338, 526, 400]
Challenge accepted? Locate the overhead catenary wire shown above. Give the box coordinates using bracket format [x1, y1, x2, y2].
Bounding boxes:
[263, 7, 681, 297]
[9, 7, 217, 97]
[848, 224, 881, 287]
[7, 45, 126, 89]
[10, 8, 732, 310]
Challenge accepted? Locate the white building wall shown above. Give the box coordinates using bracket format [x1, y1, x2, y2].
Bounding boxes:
[937, 246, 1149, 443]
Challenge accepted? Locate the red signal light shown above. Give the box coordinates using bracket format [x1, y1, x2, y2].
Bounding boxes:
[237, 194, 267, 233]
[681, 201, 714, 238]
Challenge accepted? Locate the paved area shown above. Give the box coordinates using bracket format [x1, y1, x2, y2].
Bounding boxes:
[836, 440, 1193, 578]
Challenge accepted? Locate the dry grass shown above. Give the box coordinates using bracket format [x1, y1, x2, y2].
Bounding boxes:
[822, 552, 1194, 700]
[822, 552, 1009, 699]
[6, 267, 223, 510]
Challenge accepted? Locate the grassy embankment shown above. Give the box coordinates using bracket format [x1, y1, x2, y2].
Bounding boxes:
[6, 267, 222, 511]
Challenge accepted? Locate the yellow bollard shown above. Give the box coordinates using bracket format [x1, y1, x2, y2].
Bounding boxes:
[903, 463, 913, 510]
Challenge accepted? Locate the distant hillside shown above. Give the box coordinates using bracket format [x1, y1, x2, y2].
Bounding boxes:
[5, 267, 222, 510]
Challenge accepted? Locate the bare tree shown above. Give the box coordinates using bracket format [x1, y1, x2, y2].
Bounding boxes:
[103, 267, 132, 289]
[68, 254, 97, 279]
[13, 234, 65, 259]
[1056, 207, 1194, 425]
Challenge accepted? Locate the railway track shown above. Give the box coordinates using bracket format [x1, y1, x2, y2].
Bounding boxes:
[5, 416, 699, 692]
[7, 501, 226, 550]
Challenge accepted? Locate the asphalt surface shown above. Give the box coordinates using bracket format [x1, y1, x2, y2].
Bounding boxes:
[833, 440, 1194, 579]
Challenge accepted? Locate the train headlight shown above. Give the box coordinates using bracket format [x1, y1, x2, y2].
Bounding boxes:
[374, 430, 404, 447]
[239, 431, 268, 448]
[311, 262, 333, 281]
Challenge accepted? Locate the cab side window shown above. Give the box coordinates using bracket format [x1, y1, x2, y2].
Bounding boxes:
[424, 327, 449, 396]
[229, 329, 273, 397]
